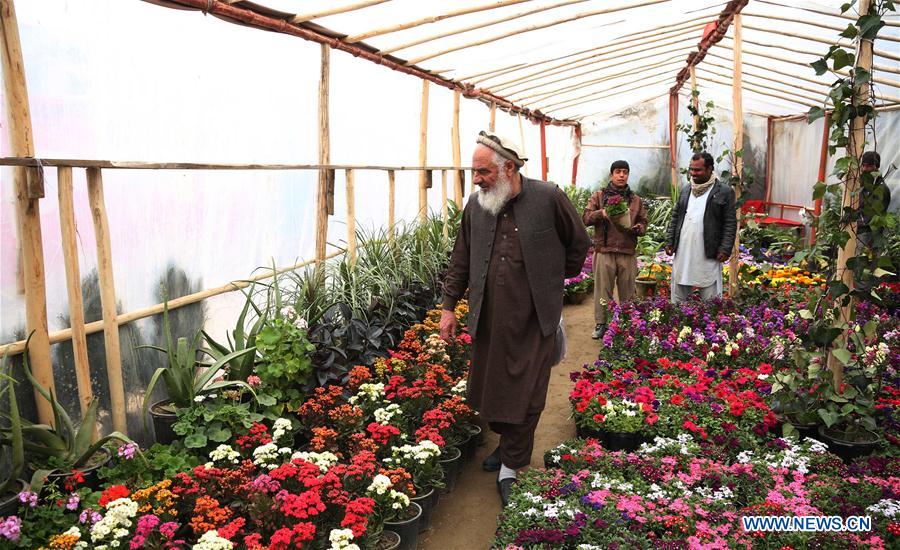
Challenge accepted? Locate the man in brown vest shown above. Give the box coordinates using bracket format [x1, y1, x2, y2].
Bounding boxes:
[440, 131, 590, 506]
[582, 160, 647, 339]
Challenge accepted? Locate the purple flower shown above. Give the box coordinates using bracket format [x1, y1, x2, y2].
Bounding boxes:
[117, 442, 138, 460]
[0, 516, 21, 542]
[17, 491, 37, 508]
[79, 508, 102, 525]
[66, 493, 80, 511]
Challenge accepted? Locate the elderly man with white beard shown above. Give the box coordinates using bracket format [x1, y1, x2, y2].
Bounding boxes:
[440, 131, 590, 507]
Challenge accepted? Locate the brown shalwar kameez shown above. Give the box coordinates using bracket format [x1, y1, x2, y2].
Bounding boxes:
[442, 182, 590, 469]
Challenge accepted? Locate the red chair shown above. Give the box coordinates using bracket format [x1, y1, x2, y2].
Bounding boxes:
[741, 200, 805, 231]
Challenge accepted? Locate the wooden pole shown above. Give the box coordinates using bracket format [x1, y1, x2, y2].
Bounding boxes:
[85, 168, 127, 435]
[571, 124, 581, 186]
[489, 102, 497, 132]
[451, 90, 463, 205]
[418, 80, 430, 223]
[290, 0, 389, 24]
[669, 92, 679, 196]
[831, 0, 874, 387]
[316, 44, 330, 265]
[1, 0, 56, 425]
[517, 113, 528, 176]
[57, 167, 94, 421]
[728, 14, 744, 299]
[388, 169, 396, 242]
[0, 253, 344, 357]
[811, 112, 830, 245]
[690, 65, 700, 150]
[346, 169, 356, 263]
[763, 116, 775, 205]
[441, 170, 449, 240]
[540, 119, 548, 181]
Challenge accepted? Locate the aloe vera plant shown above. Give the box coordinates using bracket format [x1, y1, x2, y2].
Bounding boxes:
[0, 356, 25, 497]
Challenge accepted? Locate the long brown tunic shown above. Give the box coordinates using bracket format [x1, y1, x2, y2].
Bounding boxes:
[443, 183, 589, 424]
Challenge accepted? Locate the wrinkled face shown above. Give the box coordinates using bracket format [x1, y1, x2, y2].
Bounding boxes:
[611, 168, 629, 187]
[689, 158, 713, 184]
[472, 145, 513, 192]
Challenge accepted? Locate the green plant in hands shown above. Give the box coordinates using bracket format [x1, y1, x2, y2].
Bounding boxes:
[140, 301, 256, 417]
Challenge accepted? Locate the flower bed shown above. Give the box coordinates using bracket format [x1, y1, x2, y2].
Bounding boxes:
[2, 302, 475, 549]
[496, 437, 900, 549]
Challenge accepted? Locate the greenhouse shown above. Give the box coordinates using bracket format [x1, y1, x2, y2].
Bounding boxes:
[1, 0, 899, 548]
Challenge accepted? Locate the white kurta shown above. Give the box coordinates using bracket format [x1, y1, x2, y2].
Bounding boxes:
[672, 188, 722, 289]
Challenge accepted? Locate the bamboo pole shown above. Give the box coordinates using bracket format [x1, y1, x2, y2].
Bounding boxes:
[744, 11, 900, 43]
[728, 14, 743, 299]
[830, 0, 874, 387]
[316, 44, 330, 265]
[540, 120, 548, 181]
[517, 113, 528, 177]
[345, 169, 356, 263]
[714, 39, 900, 77]
[742, 23, 898, 62]
[548, 83, 675, 118]
[407, 0, 668, 65]
[85, 168, 127, 435]
[451, 90, 463, 203]
[486, 25, 701, 92]
[57, 167, 94, 420]
[696, 66, 827, 106]
[764, 116, 775, 206]
[695, 72, 821, 108]
[755, 0, 900, 27]
[441, 170, 449, 240]
[418, 81, 430, 223]
[489, 102, 496, 132]
[583, 143, 670, 149]
[382, 0, 591, 55]
[571, 125, 581, 186]
[506, 45, 694, 100]
[0, 158, 472, 171]
[669, 92, 679, 196]
[289, 0, 389, 24]
[541, 71, 676, 113]
[387, 170, 396, 242]
[345, 0, 530, 43]
[1, 0, 56, 425]
[690, 65, 700, 150]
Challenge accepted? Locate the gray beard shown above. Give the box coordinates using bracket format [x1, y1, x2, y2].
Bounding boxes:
[476, 174, 513, 216]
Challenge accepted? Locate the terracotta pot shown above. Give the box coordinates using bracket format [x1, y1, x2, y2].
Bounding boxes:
[567, 290, 590, 305]
[384, 502, 421, 550]
[635, 278, 657, 299]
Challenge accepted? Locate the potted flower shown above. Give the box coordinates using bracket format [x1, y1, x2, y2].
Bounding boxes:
[770, 351, 825, 439]
[604, 193, 631, 230]
[140, 302, 257, 445]
[563, 272, 592, 304]
[382, 440, 443, 531]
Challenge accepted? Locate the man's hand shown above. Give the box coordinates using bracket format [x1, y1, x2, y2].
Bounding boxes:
[664, 245, 673, 256]
[439, 309, 458, 341]
[716, 251, 730, 263]
[599, 209, 609, 221]
[632, 223, 644, 235]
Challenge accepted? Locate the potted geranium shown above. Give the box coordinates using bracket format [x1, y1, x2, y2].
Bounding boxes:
[604, 194, 631, 230]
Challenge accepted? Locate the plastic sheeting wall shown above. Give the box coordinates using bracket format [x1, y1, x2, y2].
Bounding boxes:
[0, 0, 574, 440]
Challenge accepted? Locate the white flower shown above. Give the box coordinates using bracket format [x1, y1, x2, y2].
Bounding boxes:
[91, 498, 138, 543]
[367, 474, 392, 495]
[194, 395, 206, 403]
[209, 444, 241, 464]
[292, 450, 339, 472]
[253, 442, 290, 469]
[451, 379, 467, 394]
[294, 317, 308, 331]
[194, 530, 234, 550]
[374, 403, 401, 425]
[867, 499, 900, 519]
[389, 490, 410, 509]
[281, 306, 297, 319]
[272, 418, 293, 442]
[329, 528, 359, 550]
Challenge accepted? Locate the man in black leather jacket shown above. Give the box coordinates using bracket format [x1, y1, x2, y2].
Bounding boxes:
[664, 152, 737, 303]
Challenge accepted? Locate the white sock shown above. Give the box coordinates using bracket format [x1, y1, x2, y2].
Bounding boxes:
[498, 464, 517, 481]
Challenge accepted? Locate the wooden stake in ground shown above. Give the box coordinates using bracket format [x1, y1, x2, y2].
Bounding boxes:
[489, 102, 497, 132]
[1, 0, 56, 425]
[728, 14, 744, 299]
[668, 92, 679, 196]
[418, 80, 430, 223]
[830, 0, 874, 387]
[316, 44, 331, 265]
[86, 168, 128, 435]
[388, 169, 396, 242]
[346, 169, 356, 263]
[441, 170, 449, 240]
[57, 167, 95, 422]
[452, 90, 463, 205]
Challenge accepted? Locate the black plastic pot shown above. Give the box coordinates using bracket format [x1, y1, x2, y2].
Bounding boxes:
[149, 399, 178, 446]
[437, 446, 462, 494]
[384, 501, 421, 550]
[604, 431, 646, 453]
[411, 486, 436, 532]
[817, 425, 879, 464]
[376, 530, 401, 550]
[35, 447, 112, 492]
[782, 413, 820, 441]
[463, 424, 483, 462]
[0, 479, 27, 516]
[575, 424, 608, 445]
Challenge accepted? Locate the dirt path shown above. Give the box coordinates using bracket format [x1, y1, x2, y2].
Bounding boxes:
[419, 299, 596, 550]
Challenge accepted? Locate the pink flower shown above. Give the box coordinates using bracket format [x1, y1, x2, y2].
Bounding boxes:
[247, 375, 262, 388]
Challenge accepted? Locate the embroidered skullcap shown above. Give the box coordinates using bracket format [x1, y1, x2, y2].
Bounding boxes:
[476, 131, 528, 167]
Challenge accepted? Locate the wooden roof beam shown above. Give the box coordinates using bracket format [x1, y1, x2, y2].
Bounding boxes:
[742, 23, 900, 61]
[754, 0, 900, 28]
[289, 0, 390, 24]
[671, 0, 749, 94]
[743, 11, 900, 42]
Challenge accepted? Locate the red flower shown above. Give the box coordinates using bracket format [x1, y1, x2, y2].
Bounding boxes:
[670, 394, 685, 406]
[64, 470, 86, 492]
[99, 484, 130, 507]
[645, 413, 659, 425]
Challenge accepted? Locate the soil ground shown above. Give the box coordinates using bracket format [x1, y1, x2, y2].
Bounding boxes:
[419, 299, 596, 550]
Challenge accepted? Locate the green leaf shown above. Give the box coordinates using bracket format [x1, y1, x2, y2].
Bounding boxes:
[810, 59, 828, 76]
[812, 181, 827, 200]
[799, 309, 814, 320]
[832, 49, 854, 72]
[207, 426, 231, 442]
[840, 2, 854, 13]
[839, 23, 858, 38]
[858, 14, 884, 38]
[184, 434, 208, 448]
[256, 393, 277, 407]
[833, 347, 852, 365]
[807, 107, 826, 123]
[818, 409, 838, 427]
